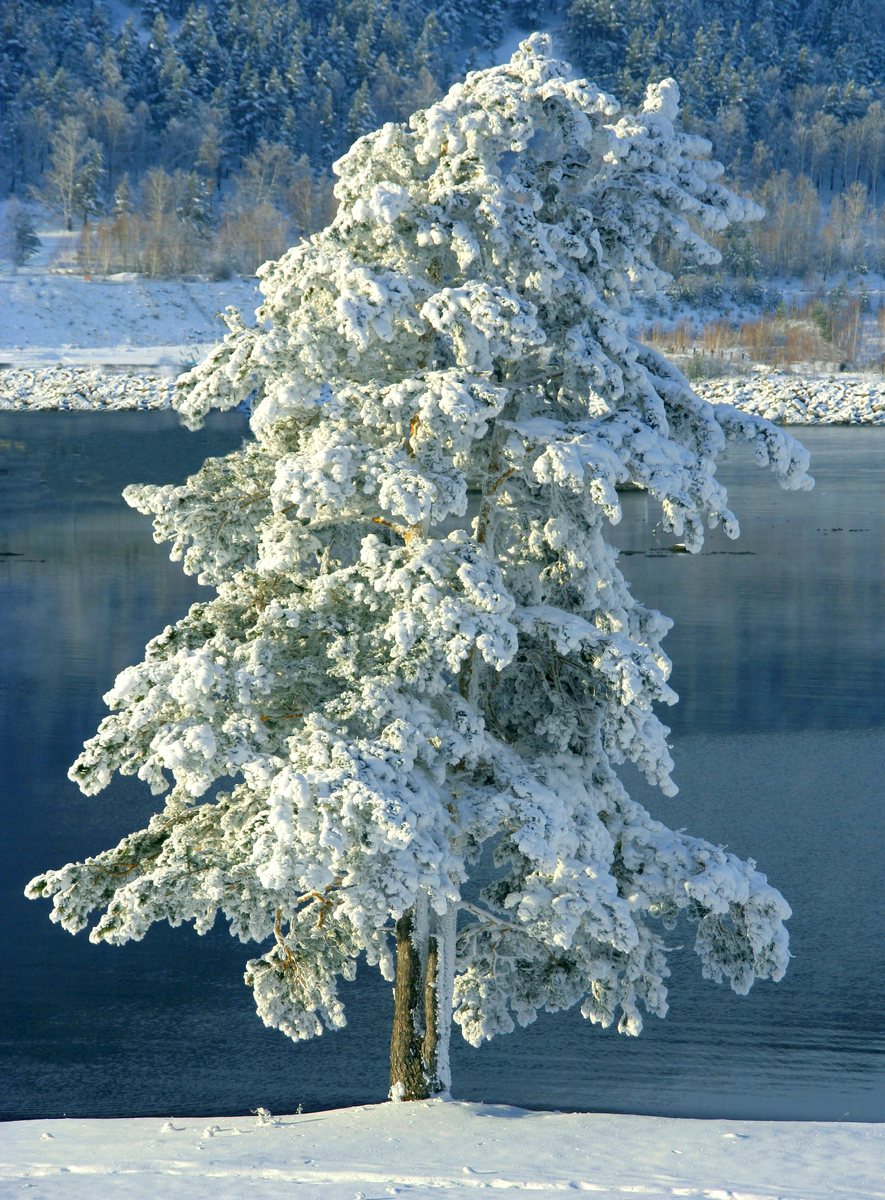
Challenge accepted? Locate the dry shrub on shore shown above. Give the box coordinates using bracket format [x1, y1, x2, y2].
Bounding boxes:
[643, 288, 879, 376]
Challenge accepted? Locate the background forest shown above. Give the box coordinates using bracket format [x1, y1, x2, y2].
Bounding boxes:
[2, 0, 885, 287]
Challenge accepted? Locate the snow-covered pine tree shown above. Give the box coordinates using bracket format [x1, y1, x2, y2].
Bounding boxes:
[27, 35, 812, 1102]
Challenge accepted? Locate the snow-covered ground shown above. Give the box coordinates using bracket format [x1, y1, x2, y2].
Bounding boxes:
[0, 259, 262, 409]
[4, 1100, 882, 1199]
[4, 354, 885, 424]
[0, 265, 262, 369]
[3, 222, 885, 422]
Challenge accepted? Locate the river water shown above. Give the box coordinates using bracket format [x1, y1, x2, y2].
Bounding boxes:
[1, 413, 883, 1121]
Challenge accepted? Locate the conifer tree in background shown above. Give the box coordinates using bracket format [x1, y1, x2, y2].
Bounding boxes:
[2, 199, 42, 267]
[27, 37, 812, 1101]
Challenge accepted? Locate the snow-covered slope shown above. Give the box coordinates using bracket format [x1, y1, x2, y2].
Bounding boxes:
[0, 267, 261, 368]
[0, 265, 262, 410]
[4, 1100, 881, 1199]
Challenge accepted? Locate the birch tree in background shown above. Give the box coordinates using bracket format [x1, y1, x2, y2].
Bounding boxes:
[28, 36, 812, 1101]
[35, 117, 104, 232]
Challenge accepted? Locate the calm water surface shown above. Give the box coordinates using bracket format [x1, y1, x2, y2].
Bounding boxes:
[1, 414, 883, 1121]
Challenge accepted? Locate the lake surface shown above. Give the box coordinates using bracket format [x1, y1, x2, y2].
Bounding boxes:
[1, 414, 883, 1122]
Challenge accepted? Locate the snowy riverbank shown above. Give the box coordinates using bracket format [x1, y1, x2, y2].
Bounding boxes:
[3, 1100, 882, 1199]
[695, 373, 885, 425]
[0, 365, 176, 410]
[4, 362, 885, 423]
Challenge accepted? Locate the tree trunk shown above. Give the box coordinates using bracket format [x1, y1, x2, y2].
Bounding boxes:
[390, 908, 431, 1100]
[422, 935, 439, 1086]
[389, 901, 454, 1100]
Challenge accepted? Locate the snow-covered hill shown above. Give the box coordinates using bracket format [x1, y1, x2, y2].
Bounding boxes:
[4, 1100, 882, 1199]
[0, 260, 262, 410]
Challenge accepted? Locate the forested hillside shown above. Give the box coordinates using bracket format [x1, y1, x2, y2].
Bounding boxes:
[0, 0, 486, 191]
[567, 0, 885, 188]
[1, 0, 883, 280]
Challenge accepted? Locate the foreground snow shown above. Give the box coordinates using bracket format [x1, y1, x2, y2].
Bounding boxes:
[3, 1101, 881, 1199]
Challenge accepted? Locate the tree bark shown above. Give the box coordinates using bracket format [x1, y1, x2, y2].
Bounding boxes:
[423, 935, 440, 1090]
[389, 909, 429, 1100]
[389, 909, 449, 1100]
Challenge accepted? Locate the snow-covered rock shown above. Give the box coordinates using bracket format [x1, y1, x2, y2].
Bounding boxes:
[697, 372, 885, 425]
[0, 366, 175, 410]
[5, 365, 885, 424]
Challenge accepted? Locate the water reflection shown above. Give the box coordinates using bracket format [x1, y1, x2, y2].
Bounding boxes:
[1, 418, 883, 1120]
[610, 430, 885, 735]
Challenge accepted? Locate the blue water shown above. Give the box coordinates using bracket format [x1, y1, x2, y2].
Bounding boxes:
[1, 414, 883, 1121]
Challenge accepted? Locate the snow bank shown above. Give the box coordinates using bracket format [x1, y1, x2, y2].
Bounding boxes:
[3, 1101, 880, 1199]
[1, 266, 883, 424]
[0, 269, 265, 410]
[696, 373, 885, 425]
